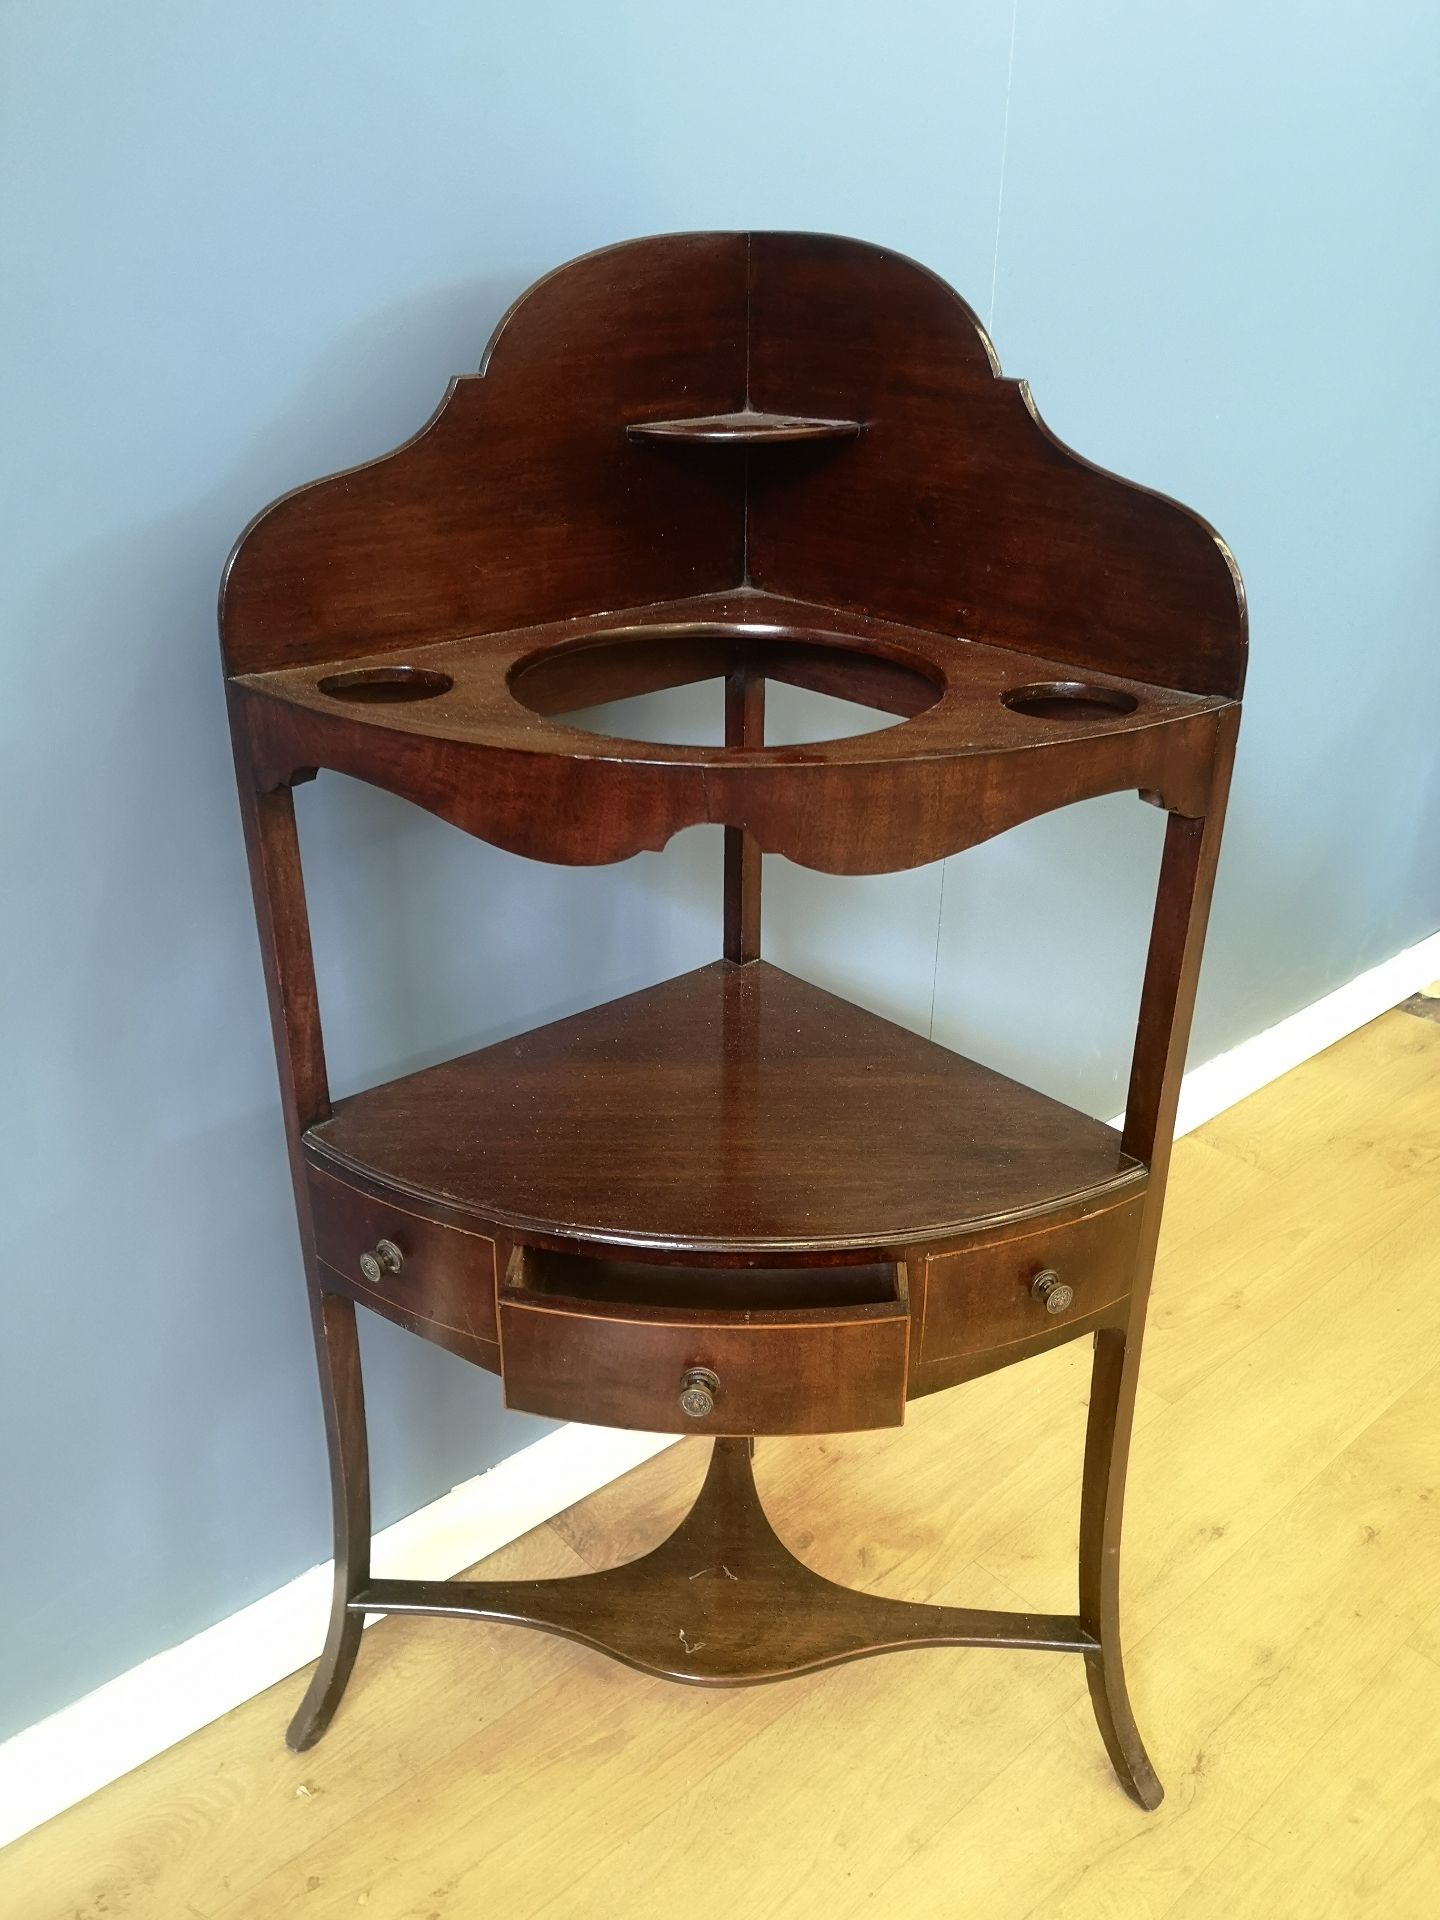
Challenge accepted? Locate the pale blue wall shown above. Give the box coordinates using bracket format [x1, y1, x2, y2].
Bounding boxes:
[3, 1, 1437, 1743]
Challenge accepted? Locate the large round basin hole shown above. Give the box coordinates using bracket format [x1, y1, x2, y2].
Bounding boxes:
[1001, 680, 1139, 721]
[317, 666, 454, 704]
[508, 623, 944, 745]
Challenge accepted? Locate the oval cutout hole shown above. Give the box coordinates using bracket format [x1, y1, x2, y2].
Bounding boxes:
[508, 622, 943, 744]
[1001, 680, 1139, 722]
[317, 666, 454, 704]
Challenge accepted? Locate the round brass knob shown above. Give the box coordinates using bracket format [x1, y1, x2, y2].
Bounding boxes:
[1030, 1269, 1074, 1315]
[678, 1366, 720, 1419]
[359, 1239, 403, 1286]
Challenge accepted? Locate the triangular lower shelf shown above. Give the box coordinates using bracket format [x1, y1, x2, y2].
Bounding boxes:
[350, 1438, 1095, 1684]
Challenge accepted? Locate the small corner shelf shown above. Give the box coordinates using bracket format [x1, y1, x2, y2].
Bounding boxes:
[221, 230, 1246, 1813]
[627, 409, 863, 445]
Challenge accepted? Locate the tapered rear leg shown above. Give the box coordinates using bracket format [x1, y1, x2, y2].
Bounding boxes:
[1079, 1325, 1163, 1810]
[287, 1289, 371, 1751]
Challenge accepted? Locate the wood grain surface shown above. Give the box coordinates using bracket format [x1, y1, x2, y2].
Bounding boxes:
[6, 1008, 1434, 1918]
[304, 960, 1144, 1259]
[217, 231, 1243, 1812]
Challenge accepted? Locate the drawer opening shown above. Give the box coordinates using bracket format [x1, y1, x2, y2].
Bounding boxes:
[506, 1247, 903, 1315]
[499, 1247, 911, 1434]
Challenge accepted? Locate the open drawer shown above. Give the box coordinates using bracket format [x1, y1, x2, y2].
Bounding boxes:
[498, 1249, 911, 1436]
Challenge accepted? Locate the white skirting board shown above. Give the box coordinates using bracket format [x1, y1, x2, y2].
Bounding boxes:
[0, 1423, 679, 1852]
[3, 925, 1437, 1852]
[1152, 928, 1440, 1139]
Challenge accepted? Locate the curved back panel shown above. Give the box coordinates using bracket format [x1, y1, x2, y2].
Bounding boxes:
[221, 233, 749, 675]
[222, 231, 1245, 700]
[745, 233, 1246, 697]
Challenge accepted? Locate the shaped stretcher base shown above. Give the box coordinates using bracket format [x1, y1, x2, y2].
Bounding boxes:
[346, 1439, 1094, 1683]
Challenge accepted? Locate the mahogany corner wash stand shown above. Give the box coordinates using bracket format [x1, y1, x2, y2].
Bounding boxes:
[223, 233, 1244, 1810]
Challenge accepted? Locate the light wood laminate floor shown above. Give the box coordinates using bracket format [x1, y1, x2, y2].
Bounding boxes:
[4, 999, 1438, 1919]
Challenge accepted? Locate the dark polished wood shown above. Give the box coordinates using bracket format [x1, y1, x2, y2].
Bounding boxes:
[921, 1193, 1140, 1366]
[499, 1247, 910, 1435]
[223, 232, 1244, 1808]
[231, 593, 1227, 873]
[723, 663, 764, 963]
[744, 232, 1246, 699]
[308, 1165, 498, 1344]
[222, 232, 1244, 698]
[627, 409, 863, 445]
[225, 713, 372, 1756]
[350, 1438, 1099, 1684]
[285, 1291, 369, 1753]
[303, 961, 1144, 1260]
[499, 1291, 910, 1436]
[221, 234, 750, 677]
[1079, 712, 1238, 1809]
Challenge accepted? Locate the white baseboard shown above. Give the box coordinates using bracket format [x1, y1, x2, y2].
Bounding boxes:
[0, 1422, 676, 1852]
[1124, 928, 1440, 1139]
[3, 926, 1437, 1852]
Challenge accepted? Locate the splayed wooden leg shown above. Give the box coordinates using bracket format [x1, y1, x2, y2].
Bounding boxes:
[1080, 1327, 1163, 1809]
[287, 1290, 371, 1751]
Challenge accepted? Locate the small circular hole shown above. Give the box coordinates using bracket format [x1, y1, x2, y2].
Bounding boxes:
[317, 666, 453, 704]
[1001, 680, 1139, 722]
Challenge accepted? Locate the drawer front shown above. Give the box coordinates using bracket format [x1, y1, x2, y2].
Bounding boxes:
[307, 1166, 498, 1345]
[921, 1198, 1140, 1363]
[499, 1294, 909, 1435]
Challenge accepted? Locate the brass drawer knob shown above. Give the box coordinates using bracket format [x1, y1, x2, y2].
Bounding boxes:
[678, 1366, 720, 1419]
[359, 1238, 403, 1286]
[1030, 1269, 1074, 1315]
